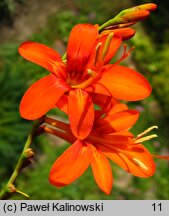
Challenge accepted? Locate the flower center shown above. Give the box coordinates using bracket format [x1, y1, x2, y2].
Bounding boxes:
[70, 69, 97, 89]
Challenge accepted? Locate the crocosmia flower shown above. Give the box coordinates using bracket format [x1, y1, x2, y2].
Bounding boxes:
[43, 96, 164, 195]
[19, 24, 151, 140]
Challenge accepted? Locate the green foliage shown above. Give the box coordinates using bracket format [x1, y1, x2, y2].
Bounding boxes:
[151, 45, 169, 116]
[46, 11, 87, 44]
[130, 28, 169, 118]
[0, 0, 26, 25]
[0, 44, 29, 179]
[73, 0, 131, 24]
[133, 0, 169, 43]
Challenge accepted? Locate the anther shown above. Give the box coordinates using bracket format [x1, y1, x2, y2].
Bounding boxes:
[95, 42, 102, 66]
[87, 69, 97, 78]
[101, 32, 114, 61]
[137, 126, 158, 138]
[132, 158, 149, 170]
[134, 134, 158, 144]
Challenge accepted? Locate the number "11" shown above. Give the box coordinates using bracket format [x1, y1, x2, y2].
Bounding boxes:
[152, 203, 162, 211]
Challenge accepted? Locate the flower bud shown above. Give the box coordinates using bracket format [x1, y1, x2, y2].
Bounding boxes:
[137, 3, 157, 12]
[122, 10, 150, 22]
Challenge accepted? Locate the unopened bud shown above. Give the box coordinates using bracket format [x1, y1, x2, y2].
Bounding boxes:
[122, 10, 150, 22]
[137, 3, 157, 12]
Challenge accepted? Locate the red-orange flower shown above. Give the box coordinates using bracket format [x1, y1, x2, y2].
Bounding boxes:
[19, 24, 151, 140]
[44, 97, 160, 195]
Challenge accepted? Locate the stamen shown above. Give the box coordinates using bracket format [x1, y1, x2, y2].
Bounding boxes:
[94, 42, 102, 66]
[87, 69, 97, 78]
[44, 116, 71, 132]
[152, 154, 169, 160]
[135, 134, 158, 144]
[137, 125, 158, 138]
[43, 125, 76, 143]
[132, 158, 149, 170]
[71, 77, 94, 89]
[101, 32, 114, 61]
[71, 69, 96, 89]
[115, 44, 135, 65]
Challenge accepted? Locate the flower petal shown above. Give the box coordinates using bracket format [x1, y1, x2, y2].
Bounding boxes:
[18, 41, 66, 78]
[112, 130, 134, 138]
[95, 110, 139, 133]
[55, 94, 68, 114]
[92, 93, 112, 109]
[68, 89, 94, 139]
[91, 94, 112, 119]
[106, 100, 128, 116]
[91, 93, 128, 120]
[66, 24, 98, 75]
[98, 143, 156, 177]
[49, 140, 91, 187]
[20, 74, 69, 120]
[88, 65, 152, 101]
[90, 133, 131, 147]
[91, 146, 113, 195]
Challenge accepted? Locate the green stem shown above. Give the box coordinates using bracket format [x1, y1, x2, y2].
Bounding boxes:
[98, 7, 138, 31]
[0, 117, 44, 200]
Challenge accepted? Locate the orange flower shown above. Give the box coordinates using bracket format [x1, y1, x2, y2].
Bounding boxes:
[43, 96, 164, 195]
[19, 24, 151, 139]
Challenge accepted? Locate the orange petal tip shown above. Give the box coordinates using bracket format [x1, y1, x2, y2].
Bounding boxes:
[138, 3, 158, 12]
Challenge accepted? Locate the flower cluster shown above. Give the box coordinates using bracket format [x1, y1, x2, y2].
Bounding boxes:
[18, 3, 169, 194]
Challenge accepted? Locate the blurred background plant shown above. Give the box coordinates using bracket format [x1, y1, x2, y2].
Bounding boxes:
[0, 0, 168, 199]
[0, 0, 25, 26]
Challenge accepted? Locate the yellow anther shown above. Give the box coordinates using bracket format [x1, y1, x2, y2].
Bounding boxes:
[134, 134, 158, 144]
[101, 32, 114, 61]
[132, 158, 149, 170]
[95, 42, 102, 66]
[96, 42, 103, 50]
[137, 126, 158, 138]
[87, 69, 97, 78]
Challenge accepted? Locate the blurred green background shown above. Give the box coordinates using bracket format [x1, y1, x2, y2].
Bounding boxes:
[0, 0, 168, 199]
